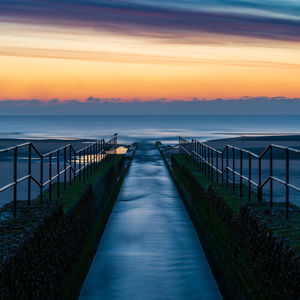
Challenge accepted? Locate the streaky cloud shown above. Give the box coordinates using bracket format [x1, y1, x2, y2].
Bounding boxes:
[1, 1, 300, 42]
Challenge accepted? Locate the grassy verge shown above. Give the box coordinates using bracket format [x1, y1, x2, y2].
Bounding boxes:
[171, 153, 280, 299]
[61, 171, 126, 300]
[173, 154, 255, 213]
[42, 155, 123, 213]
[60, 151, 133, 300]
[174, 154, 300, 255]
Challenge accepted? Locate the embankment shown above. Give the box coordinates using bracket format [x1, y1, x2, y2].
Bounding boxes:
[157, 142, 300, 299]
[0, 144, 137, 300]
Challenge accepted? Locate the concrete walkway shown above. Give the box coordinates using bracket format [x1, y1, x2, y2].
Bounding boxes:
[79, 143, 221, 300]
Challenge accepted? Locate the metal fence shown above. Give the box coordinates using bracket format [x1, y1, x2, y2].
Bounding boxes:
[0, 134, 118, 218]
[179, 136, 300, 219]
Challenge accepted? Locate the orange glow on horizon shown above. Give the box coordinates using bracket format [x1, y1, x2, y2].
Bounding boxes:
[0, 22, 300, 100]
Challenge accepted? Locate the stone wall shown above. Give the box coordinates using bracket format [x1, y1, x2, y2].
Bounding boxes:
[169, 152, 300, 299]
[240, 204, 300, 299]
[0, 157, 126, 299]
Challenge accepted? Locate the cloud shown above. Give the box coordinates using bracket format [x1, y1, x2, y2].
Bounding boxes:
[1, 97, 300, 115]
[1, 1, 300, 42]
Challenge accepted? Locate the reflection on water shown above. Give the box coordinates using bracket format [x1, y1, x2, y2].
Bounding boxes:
[111, 146, 128, 154]
[79, 143, 221, 300]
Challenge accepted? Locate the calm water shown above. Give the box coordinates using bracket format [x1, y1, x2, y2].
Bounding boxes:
[80, 143, 221, 299]
[1, 114, 300, 143]
[1, 114, 300, 209]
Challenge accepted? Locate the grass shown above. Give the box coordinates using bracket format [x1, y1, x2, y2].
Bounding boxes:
[171, 153, 282, 299]
[173, 154, 256, 213]
[248, 202, 300, 251]
[42, 154, 124, 213]
[173, 154, 300, 254]
[61, 169, 126, 300]
[60, 152, 130, 299]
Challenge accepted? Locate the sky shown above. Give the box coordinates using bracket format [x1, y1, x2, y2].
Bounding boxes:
[0, 0, 300, 101]
[2, 97, 300, 115]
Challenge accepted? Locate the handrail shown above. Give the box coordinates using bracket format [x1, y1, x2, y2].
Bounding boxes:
[179, 136, 300, 220]
[0, 134, 118, 218]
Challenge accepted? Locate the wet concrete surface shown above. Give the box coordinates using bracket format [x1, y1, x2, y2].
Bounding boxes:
[79, 143, 221, 300]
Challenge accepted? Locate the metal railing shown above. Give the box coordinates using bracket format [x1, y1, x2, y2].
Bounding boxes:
[179, 136, 300, 220]
[0, 134, 118, 218]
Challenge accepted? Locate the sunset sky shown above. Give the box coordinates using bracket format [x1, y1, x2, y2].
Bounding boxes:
[0, 0, 300, 101]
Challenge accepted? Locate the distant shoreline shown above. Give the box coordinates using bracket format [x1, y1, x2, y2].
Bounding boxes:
[0, 138, 96, 154]
[206, 134, 300, 152]
[1, 134, 300, 153]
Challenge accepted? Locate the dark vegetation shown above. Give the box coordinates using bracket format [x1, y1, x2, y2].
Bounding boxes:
[170, 153, 300, 299]
[61, 154, 129, 300]
[43, 154, 124, 213]
[0, 153, 130, 300]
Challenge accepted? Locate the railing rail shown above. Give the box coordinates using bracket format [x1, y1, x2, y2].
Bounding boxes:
[0, 134, 118, 217]
[179, 136, 300, 220]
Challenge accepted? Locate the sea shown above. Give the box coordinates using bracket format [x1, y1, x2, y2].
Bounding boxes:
[1, 114, 300, 210]
[1, 114, 300, 143]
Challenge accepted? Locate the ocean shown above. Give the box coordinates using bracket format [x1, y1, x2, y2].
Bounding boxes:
[0, 114, 300, 143]
[1, 114, 300, 210]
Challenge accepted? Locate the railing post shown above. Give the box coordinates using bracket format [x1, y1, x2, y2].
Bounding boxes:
[94, 143, 96, 172]
[96, 142, 98, 165]
[83, 149, 86, 182]
[86, 147, 88, 178]
[248, 153, 251, 201]
[69, 147, 72, 185]
[196, 141, 199, 166]
[79, 151, 82, 181]
[99, 141, 101, 163]
[211, 149, 214, 183]
[286, 148, 289, 220]
[49, 153, 52, 201]
[203, 145, 207, 176]
[28, 143, 32, 205]
[270, 146, 273, 208]
[101, 140, 103, 162]
[258, 156, 262, 202]
[40, 156, 43, 200]
[202, 143, 204, 172]
[198, 141, 201, 166]
[226, 147, 229, 186]
[221, 151, 224, 184]
[57, 150, 60, 198]
[64, 147, 67, 191]
[87, 146, 90, 178]
[91, 144, 94, 173]
[200, 143, 203, 172]
[86, 147, 89, 178]
[90, 145, 93, 175]
[232, 148, 235, 192]
[240, 150, 243, 199]
[13, 147, 17, 218]
[74, 151, 77, 181]
[216, 151, 219, 183]
[207, 146, 210, 179]
[195, 140, 197, 163]
[103, 139, 105, 162]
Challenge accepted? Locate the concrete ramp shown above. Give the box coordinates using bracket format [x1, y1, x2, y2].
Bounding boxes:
[79, 143, 221, 300]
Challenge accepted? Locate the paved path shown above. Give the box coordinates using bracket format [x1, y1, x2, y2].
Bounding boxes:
[79, 143, 221, 300]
